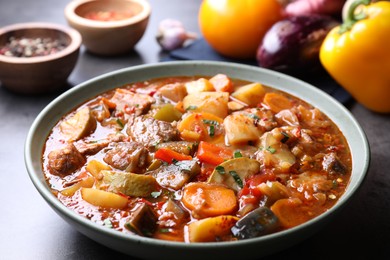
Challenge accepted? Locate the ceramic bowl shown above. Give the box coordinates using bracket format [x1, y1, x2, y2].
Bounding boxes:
[64, 0, 151, 56]
[0, 22, 81, 94]
[25, 61, 370, 260]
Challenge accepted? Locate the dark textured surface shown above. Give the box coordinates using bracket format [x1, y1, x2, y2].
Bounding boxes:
[1, 1, 389, 259]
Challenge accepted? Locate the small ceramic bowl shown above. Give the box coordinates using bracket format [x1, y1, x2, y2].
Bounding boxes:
[0, 22, 81, 94]
[64, 0, 151, 56]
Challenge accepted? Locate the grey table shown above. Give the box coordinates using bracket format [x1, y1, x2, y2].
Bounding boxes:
[1, 0, 389, 259]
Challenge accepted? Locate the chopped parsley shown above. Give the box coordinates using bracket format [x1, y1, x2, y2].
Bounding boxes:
[229, 170, 243, 188]
[151, 191, 162, 198]
[186, 105, 198, 110]
[209, 125, 215, 137]
[266, 146, 276, 154]
[247, 114, 260, 120]
[234, 150, 242, 158]
[116, 118, 124, 128]
[202, 119, 219, 126]
[159, 228, 170, 233]
[103, 219, 113, 228]
[215, 165, 225, 175]
[281, 132, 290, 143]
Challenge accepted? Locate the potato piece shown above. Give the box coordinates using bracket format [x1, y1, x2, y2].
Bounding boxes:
[156, 82, 187, 102]
[177, 112, 224, 142]
[187, 215, 238, 242]
[257, 132, 296, 172]
[96, 170, 158, 197]
[208, 158, 260, 192]
[60, 176, 95, 196]
[258, 181, 290, 205]
[86, 160, 111, 178]
[228, 100, 246, 111]
[223, 113, 262, 145]
[185, 78, 215, 94]
[209, 74, 233, 93]
[183, 92, 229, 118]
[263, 92, 292, 113]
[81, 188, 128, 209]
[231, 82, 265, 107]
[60, 107, 97, 142]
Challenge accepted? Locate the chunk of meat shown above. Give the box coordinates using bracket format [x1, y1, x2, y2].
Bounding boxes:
[322, 152, 347, 175]
[110, 88, 154, 116]
[47, 143, 86, 176]
[74, 133, 127, 155]
[103, 142, 149, 173]
[126, 115, 179, 148]
[287, 171, 333, 200]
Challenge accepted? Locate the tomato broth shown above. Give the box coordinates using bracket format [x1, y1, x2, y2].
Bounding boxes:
[42, 74, 352, 242]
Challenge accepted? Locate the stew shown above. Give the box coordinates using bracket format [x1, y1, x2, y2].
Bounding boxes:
[42, 74, 352, 242]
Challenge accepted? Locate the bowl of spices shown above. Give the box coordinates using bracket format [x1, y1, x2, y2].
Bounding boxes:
[65, 0, 151, 56]
[0, 22, 82, 94]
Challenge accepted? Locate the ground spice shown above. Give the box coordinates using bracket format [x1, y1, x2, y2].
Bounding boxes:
[0, 37, 67, 57]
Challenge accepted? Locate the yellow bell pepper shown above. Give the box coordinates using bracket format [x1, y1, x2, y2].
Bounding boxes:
[320, 0, 390, 113]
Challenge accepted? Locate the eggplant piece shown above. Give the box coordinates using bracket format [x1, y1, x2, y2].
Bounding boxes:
[149, 159, 200, 190]
[125, 203, 158, 237]
[256, 15, 339, 74]
[231, 207, 279, 240]
[95, 170, 158, 197]
[60, 107, 97, 142]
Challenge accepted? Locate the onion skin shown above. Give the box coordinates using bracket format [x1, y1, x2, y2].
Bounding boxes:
[256, 15, 339, 74]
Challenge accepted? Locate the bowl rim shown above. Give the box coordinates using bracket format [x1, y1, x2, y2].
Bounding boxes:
[64, 0, 151, 28]
[24, 60, 370, 255]
[0, 22, 82, 64]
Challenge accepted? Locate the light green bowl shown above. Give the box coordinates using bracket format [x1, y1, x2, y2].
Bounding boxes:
[25, 61, 370, 260]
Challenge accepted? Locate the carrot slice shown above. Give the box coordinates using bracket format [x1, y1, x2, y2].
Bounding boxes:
[209, 74, 233, 93]
[177, 112, 224, 142]
[155, 148, 192, 163]
[196, 141, 233, 165]
[182, 182, 237, 218]
[263, 92, 293, 113]
[270, 198, 308, 228]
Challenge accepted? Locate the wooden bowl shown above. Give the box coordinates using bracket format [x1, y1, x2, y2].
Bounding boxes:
[0, 22, 81, 94]
[65, 0, 151, 56]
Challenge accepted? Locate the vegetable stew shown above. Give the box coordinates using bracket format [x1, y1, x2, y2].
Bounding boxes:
[42, 74, 351, 242]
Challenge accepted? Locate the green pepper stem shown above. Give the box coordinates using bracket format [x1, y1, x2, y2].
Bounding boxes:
[339, 0, 371, 34]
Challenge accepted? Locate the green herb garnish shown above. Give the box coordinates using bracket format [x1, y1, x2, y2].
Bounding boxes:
[151, 191, 162, 198]
[216, 165, 225, 175]
[247, 114, 260, 120]
[234, 150, 242, 158]
[116, 118, 124, 128]
[159, 228, 170, 233]
[229, 170, 243, 188]
[186, 105, 198, 110]
[202, 119, 219, 125]
[266, 146, 276, 154]
[209, 125, 215, 137]
[281, 132, 290, 143]
[103, 219, 113, 228]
